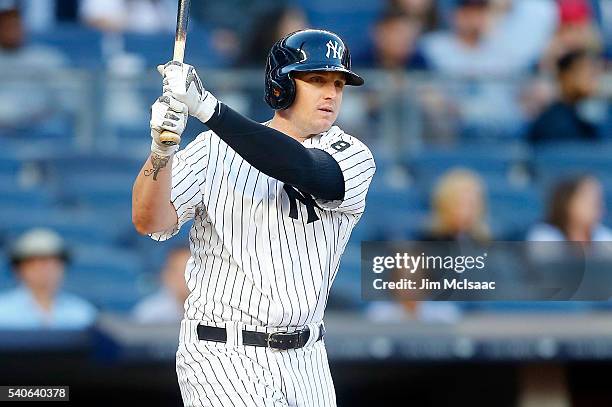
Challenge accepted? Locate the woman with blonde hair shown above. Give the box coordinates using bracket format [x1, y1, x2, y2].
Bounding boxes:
[425, 168, 490, 242]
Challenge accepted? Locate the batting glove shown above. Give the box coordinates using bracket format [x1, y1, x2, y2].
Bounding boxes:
[150, 95, 188, 157]
[157, 61, 218, 124]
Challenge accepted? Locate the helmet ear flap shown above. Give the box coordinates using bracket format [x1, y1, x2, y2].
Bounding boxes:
[265, 74, 296, 110]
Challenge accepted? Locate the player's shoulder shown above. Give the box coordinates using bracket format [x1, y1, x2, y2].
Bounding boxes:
[318, 126, 370, 152]
[317, 126, 373, 156]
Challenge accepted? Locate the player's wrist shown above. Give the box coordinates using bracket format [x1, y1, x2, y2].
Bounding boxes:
[193, 91, 218, 123]
[150, 132, 178, 157]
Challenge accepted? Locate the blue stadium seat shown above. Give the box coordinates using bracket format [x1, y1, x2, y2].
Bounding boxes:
[0, 251, 16, 291]
[305, 12, 378, 56]
[357, 210, 428, 242]
[0, 187, 55, 208]
[0, 114, 75, 144]
[487, 185, 543, 239]
[0, 156, 21, 177]
[297, 0, 382, 53]
[0, 208, 118, 247]
[64, 246, 146, 312]
[366, 185, 427, 214]
[53, 173, 133, 209]
[30, 24, 103, 68]
[407, 142, 527, 177]
[122, 33, 174, 68]
[406, 143, 529, 198]
[329, 243, 362, 309]
[532, 142, 612, 184]
[43, 153, 143, 178]
[0, 174, 18, 189]
[70, 246, 144, 276]
[123, 25, 228, 68]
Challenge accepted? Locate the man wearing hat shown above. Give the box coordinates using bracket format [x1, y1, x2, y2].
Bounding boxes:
[0, 0, 67, 130]
[0, 228, 97, 329]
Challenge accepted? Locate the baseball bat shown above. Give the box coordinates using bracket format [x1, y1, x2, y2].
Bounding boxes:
[160, 0, 191, 146]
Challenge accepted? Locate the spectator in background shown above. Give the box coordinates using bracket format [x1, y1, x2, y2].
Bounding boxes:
[540, 0, 602, 73]
[0, 1, 67, 130]
[528, 175, 612, 242]
[18, 0, 79, 32]
[80, 0, 176, 33]
[528, 50, 603, 143]
[0, 228, 97, 329]
[419, 0, 528, 138]
[388, 0, 439, 32]
[238, 5, 308, 67]
[419, 0, 561, 139]
[0, 1, 65, 69]
[488, 0, 558, 72]
[359, 8, 427, 70]
[420, 168, 490, 242]
[420, 0, 494, 74]
[132, 246, 190, 323]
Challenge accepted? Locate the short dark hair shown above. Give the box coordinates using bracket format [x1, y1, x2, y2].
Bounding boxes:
[376, 8, 410, 25]
[456, 0, 490, 8]
[546, 174, 596, 237]
[557, 49, 595, 75]
[0, 8, 19, 19]
[0, 0, 20, 18]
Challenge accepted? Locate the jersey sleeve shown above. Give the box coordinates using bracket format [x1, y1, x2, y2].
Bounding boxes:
[308, 127, 376, 215]
[150, 132, 210, 241]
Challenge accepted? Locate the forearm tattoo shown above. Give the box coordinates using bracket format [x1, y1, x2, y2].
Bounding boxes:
[144, 153, 170, 180]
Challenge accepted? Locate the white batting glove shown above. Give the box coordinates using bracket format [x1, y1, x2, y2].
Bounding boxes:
[150, 95, 188, 157]
[157, 61, 218, 123]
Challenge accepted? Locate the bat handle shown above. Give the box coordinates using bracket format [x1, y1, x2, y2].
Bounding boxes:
[158, 43, 186, 147]
[159, 130, 181, 146]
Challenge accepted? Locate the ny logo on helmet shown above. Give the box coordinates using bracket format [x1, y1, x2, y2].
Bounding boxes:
[325, 40, 343, 59]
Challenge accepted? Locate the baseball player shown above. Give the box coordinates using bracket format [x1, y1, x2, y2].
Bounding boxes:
[132, 29, 375, 406]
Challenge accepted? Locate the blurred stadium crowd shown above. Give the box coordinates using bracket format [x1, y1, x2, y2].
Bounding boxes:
[0, 0, 611, 328]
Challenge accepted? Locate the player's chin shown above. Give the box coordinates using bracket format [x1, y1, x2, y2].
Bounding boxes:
[312, 117, 335, 134]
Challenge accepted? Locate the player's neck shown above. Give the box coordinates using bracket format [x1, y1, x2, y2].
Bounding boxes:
[268, 114, 312, 143]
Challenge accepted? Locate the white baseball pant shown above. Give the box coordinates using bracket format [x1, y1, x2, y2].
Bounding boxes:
[176, 320, 336, 407]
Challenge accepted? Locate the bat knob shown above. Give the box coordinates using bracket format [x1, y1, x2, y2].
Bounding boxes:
[159, 130, 181, 146]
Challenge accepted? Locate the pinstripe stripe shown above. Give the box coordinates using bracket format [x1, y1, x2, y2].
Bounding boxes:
[276, 351, 298, 405]
[193, 344, 247, 407]
[182, 345, 214, 406]
[312, 345, 330, 406]
[227, 350, 260, 406]
[177, 351, 193, 405]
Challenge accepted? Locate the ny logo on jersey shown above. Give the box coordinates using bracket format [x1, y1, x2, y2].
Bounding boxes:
[283, 185, 321, 224]
[325, 40, 343, 59]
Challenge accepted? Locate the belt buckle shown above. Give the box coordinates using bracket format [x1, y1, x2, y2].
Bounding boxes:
[267, 331, 296, 350]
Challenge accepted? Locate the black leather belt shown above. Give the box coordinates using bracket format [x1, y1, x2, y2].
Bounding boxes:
[197, 324, 325, 350]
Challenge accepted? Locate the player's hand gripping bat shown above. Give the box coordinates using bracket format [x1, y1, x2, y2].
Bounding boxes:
[159, 0, 191, 146]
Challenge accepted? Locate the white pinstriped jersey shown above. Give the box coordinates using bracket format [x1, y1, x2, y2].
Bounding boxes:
[151, 125, 375, 329]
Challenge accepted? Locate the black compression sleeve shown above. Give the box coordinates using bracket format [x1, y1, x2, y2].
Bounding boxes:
[205, 103, 345, 201]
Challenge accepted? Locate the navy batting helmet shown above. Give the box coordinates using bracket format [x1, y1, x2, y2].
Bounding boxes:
[264, 29, 364, 110]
